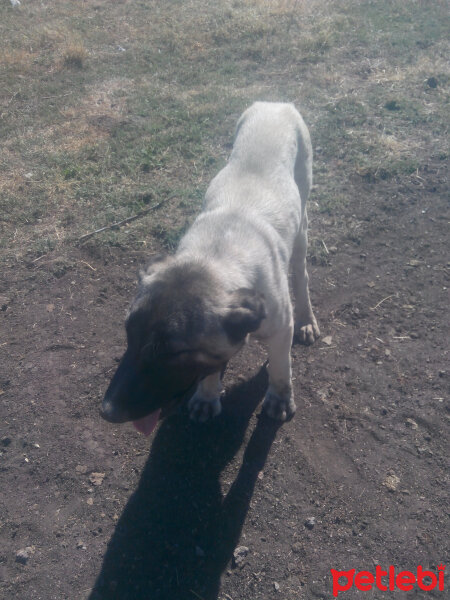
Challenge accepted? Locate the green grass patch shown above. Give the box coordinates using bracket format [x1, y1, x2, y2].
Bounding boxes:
[0, 0, 448, 260]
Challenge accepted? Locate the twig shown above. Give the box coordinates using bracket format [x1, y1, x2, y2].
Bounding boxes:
[77, 198, 169, 244]
[321, 239, 329, 254]
[370, 295, 395, 311]
[80, 260, 96, 271]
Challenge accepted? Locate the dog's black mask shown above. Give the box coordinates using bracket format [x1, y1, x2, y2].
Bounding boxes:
[99, 263, 265, 428]
[100, 347, 204, 424]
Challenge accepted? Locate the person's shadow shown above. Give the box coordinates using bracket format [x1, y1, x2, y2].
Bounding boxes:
[89, 366, 282, 600]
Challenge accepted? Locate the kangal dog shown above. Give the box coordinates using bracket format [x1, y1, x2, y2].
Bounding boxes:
[101, 102, 320, 435]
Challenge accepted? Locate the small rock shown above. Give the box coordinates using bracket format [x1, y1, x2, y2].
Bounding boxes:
[89, 472, 105, 486]
[405, 418, 418, 430]
[15, 547, 34, 565]
[274, 582, 280, 592]
[75, 465, 88, 474]
[322, 336, 333, 346]
[232, 546, 249, 568]
[86, 497, 94, 506]
[46, 304, 55, 312]
[0, 295, 9, 311]
[76, 541, 87, 550]
[416, 446, 433, 457]
[304, 517, 316, 530]
[291, 542, 305, 555]
[409, 332, 419, 339]
[383, 473, 400, 491]
[417, 532, 432, 545]
[367, 281, 376, 288]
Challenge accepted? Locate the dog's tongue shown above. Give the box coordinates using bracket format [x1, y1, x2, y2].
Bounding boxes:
[133, 409, 161, 436]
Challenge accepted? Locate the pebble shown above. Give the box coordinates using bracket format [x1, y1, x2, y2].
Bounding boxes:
[405, 418, 418, 430]
[304, 517, 316, 530]
[89, 472, 105, 486]
[383, 473, 400, 491]
[232, 546, 249, 567]
[15, 547, 34, 565]
[0, 295, 9, 311]
[291, 542, 305, 555]
[274, 582, 280, 591]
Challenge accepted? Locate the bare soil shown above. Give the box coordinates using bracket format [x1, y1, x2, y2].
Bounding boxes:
[1, 153, 448, 600]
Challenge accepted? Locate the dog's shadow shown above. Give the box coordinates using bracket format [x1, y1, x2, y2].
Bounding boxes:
[89, 367, 282, 600]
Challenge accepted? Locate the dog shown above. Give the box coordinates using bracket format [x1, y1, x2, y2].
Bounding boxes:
[101, 102, 320, 435]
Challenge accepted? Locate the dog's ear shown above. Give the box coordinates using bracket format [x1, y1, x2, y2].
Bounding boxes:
[138, 254, 170, 283]
[223, 288, 266, 343]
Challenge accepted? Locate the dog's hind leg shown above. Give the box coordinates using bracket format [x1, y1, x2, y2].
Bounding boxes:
[188, 372, 222, 422]
[263, 321, 296, 421]
[292, 212, 320, 345]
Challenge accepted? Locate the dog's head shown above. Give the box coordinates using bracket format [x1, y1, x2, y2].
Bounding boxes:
[100, 257, 266, 429]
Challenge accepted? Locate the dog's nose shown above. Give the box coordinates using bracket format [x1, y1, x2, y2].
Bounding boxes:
[100, 399, 129, 423]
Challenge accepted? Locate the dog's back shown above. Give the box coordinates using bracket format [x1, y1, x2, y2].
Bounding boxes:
[231, 102, 311, 186]
[195, 102, 312, 256]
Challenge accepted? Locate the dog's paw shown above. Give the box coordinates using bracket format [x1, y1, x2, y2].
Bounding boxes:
[188, 394, 222, 422]
[263, 388, 296, 422]
[294, 318, 320, 345]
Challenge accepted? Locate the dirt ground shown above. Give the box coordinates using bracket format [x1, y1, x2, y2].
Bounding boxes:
[1, 151, 448, 600]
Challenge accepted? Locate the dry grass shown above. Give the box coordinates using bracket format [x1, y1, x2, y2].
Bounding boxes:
[1, 49, 34, 73]
[61, 38, 88, 69]
[0, 0, 448, 260]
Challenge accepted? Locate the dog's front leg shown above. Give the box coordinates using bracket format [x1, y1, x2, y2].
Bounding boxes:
[263, 322, 296, 421]
[188, 372, 222, 422]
